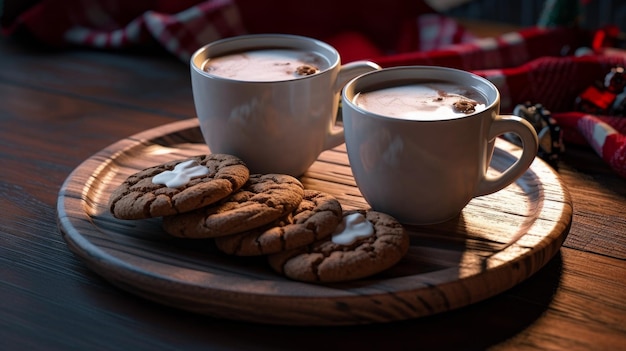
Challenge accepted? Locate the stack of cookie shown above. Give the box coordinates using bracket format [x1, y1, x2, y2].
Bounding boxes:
[108, 154, 410, 283]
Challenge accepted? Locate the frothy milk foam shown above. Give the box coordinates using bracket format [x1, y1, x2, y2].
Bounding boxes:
[202, 49, 329, 82]
[354, 83, 487, 120]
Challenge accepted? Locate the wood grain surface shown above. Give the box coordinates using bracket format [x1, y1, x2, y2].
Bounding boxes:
[3, 29, 626, 350]
[57, 118, 572, 326]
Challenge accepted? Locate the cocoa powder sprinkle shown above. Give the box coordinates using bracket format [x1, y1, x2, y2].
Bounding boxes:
[295, 64, 319, 76]
[452, 99, 479, 114]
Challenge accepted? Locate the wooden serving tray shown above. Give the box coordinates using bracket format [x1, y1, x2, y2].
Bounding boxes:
[57, 118, 573, 326]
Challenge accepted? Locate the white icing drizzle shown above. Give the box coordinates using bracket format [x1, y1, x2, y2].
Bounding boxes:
[152, 159, 209, 188]
[331, 213, 374, 245]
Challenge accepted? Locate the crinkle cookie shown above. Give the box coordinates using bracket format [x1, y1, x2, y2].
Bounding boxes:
[215, 190, 343, 256]
[267, 210, 409, 283]
[162, 174, 305, 238]
[108, 154, 249, 220]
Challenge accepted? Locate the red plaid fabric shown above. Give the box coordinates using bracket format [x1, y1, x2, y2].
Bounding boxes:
[3, 0, 247, 61]
[476, 51, 626, 178]
[554, 112, 626, 145]
[1, 0, 471, 62]
[375, 26, 592, 70]
[576, 115, 626, 177]
[474, 54, 626, 113]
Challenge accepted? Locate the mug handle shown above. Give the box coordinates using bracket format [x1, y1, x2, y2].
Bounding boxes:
[475, 115, 539, 196]
[323, 61, 382, 150]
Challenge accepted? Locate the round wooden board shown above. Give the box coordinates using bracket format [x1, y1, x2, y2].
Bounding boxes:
[57, 118, 573, 326]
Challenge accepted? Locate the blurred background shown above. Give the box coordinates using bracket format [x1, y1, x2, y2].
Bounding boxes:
[428, 0, 626, 32]
[3, 0, 625, 32]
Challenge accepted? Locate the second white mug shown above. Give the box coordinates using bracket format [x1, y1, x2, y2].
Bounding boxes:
[342, 66, 539, 225]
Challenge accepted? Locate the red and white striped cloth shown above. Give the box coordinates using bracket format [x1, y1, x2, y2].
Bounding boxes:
[3, 0, 626, 177]
[474, 53, 626, 178]
[1, 0, 463, 62]
[2, 0, 247, 61]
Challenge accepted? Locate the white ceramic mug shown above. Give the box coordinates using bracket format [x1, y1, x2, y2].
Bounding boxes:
[341, 66, 539, 225]
[190, 34, 381, 176]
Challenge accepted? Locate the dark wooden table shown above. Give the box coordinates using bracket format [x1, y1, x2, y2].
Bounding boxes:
[2, 29, 626, 350]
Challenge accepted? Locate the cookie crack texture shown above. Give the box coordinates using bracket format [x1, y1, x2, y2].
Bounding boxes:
[305, 222, 318, 238]
[109, 154, 249, 220]
[311, 255, 325, 282]
[145, 194, 163, 218]
[280, 227, 292, 252]
[267, 210, 409, 283]
[163, 173, 304, 238]
[233, 234, 246, 254]
[214, 190, 343, 257]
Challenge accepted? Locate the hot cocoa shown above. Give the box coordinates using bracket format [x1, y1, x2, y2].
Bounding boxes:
[201, 49, 329, 82]
[353, 82, 488, 120]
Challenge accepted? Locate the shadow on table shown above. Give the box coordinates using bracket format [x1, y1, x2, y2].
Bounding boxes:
[122, 252, 563, 351]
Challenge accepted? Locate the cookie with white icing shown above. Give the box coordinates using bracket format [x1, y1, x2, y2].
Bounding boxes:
[214, 190, 343, 256]
[108, 154, 249, 220]
[267, 210, 409, 283]
[162, 173, 305, 238]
